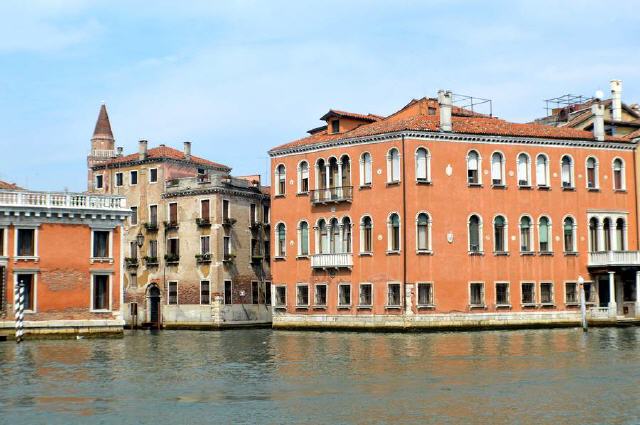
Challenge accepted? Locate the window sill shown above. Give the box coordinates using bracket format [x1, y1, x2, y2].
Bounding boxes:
[537, 185, 550, 191]
[384, 305, 402, 310]
[518, 185, 532, 190]
[359, 252, 373, 257]
[562, 187, 575, 192]
[496, 304, 512, 309]
[614, 189, 627, 193]
[337, 305, 352, 310]
[467, 183, 483, 188]
[386, 250, 401, 256]
[359, 184, 372, 190]
[417, 304, 436, 309]
[491, 184, 506, 189]
[469, 304, 486, 309]
[494, 252, 509, 256]
[274, 194, 285, 199]
[538, 251, 553, 256]
[274, 256, 286, 261]
[313, 305, 327, 310]
[564, 251, 578, 257]
[468, 251, 484, 256]
[296, 192, 309, 197]
[357, 305, 373, 310]
[416, 250, 433, 255]
[14, 256, 39, 262]
[522, 303, 537, 308]
[274, 305, 287, 310]
[565, 303, 580, 307]
[90, 257, 114, 264]
[90, 309, 112, 313]
[520, 251, 535, 256]
[296, 255, 309, 260]
[295, 305, 309, 310]
[540, 303, 556, 308]
[386, 181, 401, 187]
[416, 179, 431, 185]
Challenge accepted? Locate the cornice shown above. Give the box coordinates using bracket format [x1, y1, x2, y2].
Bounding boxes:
[91, 157, 229, 172]
[162, 186, 269, 201]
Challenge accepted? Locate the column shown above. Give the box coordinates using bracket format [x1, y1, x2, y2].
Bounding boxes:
[635, 271, 640, 318]
[597, 224, 605, 252]
[608, 271, 617, 318]
[405, 284, 414, 316]
[325, 164, 331, 200]
[337, 161, 343, 199]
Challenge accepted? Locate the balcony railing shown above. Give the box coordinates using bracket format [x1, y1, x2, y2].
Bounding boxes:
[91, 149, 117, 158]
[0, 190, 127, 211]
[310, 186, 353, 205]
[311, 253, 353, 269]
[588, 251, 640, 267]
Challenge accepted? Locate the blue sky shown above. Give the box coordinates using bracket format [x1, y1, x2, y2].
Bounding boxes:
[1, 0, 639, 191]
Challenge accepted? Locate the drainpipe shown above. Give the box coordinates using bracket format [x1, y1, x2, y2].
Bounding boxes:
[401, 134, 408, 321]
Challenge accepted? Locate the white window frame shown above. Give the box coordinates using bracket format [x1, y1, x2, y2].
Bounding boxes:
[612, 157, 626, 191]
[560, 154, 575, 189]
[167, 281, 178, 305]
[337, 283, 352, 308]
[148, 204, 158, 226]
[95, 174, 104, 190]
[360, 152, 373, 187]
[297, 220, 309, 256]
[297, 160, 310, 194]
[275, 222, 286, 258]
[495, 281, 510, 307]
[386, 282, 402, 308]
[537, 215, 553, 254]
[469, 281, 485, 308]
[148, 167, 158, 184]
[519, 215, 534, 254]
[274, 284, 287, 308]
[490, 151, 506, 187]
[90, 272, 112, 312]
[296, 283, 310, 307]
[466, 150, 482, 186]
[130, 206, 138, 226]
[115, 172, 124, 187]
[415, 147, 431, 183]
[521, 281, 536, 306]
[129, 170, 138, 186]
[387, 148, 401, 184]
[415, 212, 432, 253]
[167, 202, 179, 224]
[314, 283, 327, 307]
[585, 156, 599, 190]
[387, 212, 401, 253]
[275, 163, 286, 196]
[539, 282, 554, 305]
[200, 235, 210, 255]
[562, 215, 577, 253]
[516, 152, 531, 187]
[90, 228, 113, 263]
[13, 272, 37, 313]
[535, 153, 550, 188]
[359, 215, 373, 254]
[467, 214, 483, 254]
[200, 280, 211, 305]
[358, 282, 373, 308]
[493, 214, 508, 254]
[416, 282, 435, 308]
[564, 281, 578, 305]
[14, 226, 39, 260]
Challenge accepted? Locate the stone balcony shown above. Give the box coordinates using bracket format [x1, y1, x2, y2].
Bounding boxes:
[310, 186, 353, 205]
[587, 251, 640, 268]
[311, 253, 353, 269]
[0, 190, 127, 212]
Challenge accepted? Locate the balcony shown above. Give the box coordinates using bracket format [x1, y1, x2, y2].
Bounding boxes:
[588, 251, 640, 268]
[310, 186, 353, 205]
[196, 218, 211, 228]
[164, 220, 179, 231]
[143, 222, 159, 232]
[311, 253, 353, 269]
[144, 256, 159, 267]
[124, 257, 139, 268]
[164, 254, 180, 265]
[222, 217, 237, 227]
[223, 253, 236, 264]
[0, 190, 127, 212]
[195, 253, 212, 264]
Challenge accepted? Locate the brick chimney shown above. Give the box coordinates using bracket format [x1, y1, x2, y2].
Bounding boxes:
[138, 140, 148, 160]
[116, 146, 123, 157]
[610, 79, 622, 122]
[184, 141, 192, 160]
[438, 90, 452, 132]
[591, 102, 605, 141]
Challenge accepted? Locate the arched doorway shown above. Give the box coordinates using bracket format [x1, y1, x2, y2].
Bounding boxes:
[148, 285, 161, 329]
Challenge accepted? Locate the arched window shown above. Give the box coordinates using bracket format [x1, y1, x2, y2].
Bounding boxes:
[341, 155, 351, 188]
[469, 214, 482, 253]
[298, 161, 309, 193]
[467, 150, 480, 185]
[328, 157, 339, 192]
[318, 219, 328, 254]
[616, 218, 625, 251]
[330, 218, 340, 253]
[417, 213, 430, 251]
[317, 159, 327, 190]
[361, 216, 373, 253]
[491, 152, 505, 186]
[298, 221, 309, 256]
[494, 215, 506, 253]
[589, 217, 599, 252]
[276, 223, 286, 257]
[613, 158, 624, 190]
[561, 155, 573, 188]
[388, 148, 400, 183]
[342, 217, 352, 253]
[603, 218, 611, 251]
[536, 154, 549, 187]
[520, 216, 532, 252]
[276, 164, 286, 195]
[360, 152, 372, 186]
[563, 217, 575, 253]
[517, 153, 531, 186]
[538, 216, 551, 252]
[586, 157, 598, 189]
[416, 148, 430, 182]
[389, 213, 401, 251]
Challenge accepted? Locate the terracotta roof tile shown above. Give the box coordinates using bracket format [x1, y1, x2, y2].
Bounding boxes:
[102, 146, 231, 170]
[320, 110, 383, 122]
[0, 180, 23, 190]
[93, 104, 114, 139]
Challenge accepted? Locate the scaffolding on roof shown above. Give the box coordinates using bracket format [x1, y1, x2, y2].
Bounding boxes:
[451, 93, 492, 117]
[544, 94, 594, 119]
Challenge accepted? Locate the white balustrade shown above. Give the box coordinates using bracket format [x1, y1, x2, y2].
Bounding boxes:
[589, 307, 610, 319]
[588, 251, 640, 267]
[0, 190, 127, 212]
[311, 253, 353, 269]
[91, 149, 117, 158]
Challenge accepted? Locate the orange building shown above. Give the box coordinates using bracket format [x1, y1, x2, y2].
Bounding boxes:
[0, 189, 129, 337]
[268, 91, 640, 330]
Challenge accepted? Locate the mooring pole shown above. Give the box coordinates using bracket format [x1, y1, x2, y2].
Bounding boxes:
[578, 275, 587, 332]
[14, 279, 25, 343]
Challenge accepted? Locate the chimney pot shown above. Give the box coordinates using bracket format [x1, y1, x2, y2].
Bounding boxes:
[184, 141, 192, 160]
[438, 90, 453, 132]
[610, 79, 622, 122]
[591, 103, 605, 141]
[116, 146, 123, 157]
[138, 140, 148, 160]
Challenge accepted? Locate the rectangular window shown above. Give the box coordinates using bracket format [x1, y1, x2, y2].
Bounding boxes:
[252, 281, 259, 305]
[16, 274, 35, 311]
[224, 280, 232, 304]
[584, 282, 596, 304]
[17, 228, 35, 257]
[92, 274, 110, 311]
[149, 168, 158, 183]
[129, 273, 137, 289]
[95, 174, 104, 189]
[387, 283, 401, 307]
[265, 281, 272, 305]
[200, 236, 210, 255]
[540, 282, 553, 304]
[359, 283, 372, 307]
[296, 284, 309, 307]
[168, 282, 178, 305]
[521, 282, 535, 305]
[131, 207, 138, 225]
[223, 200, 230, 221]
[167, 238, 179, 256]
[315, 284, 327, 306]
[565, 282, 577, 304]
[130, 170, 138, 185]
[251, 238, 259, 257]
[92, 230, 110, 258]
[224, 236, 231, 257]
[168, 202, 178, 225]
[115, 172, 123, 187]
[149, 205, 158, 225]
[470, 282, 485, 306]
[250, 204, 257, 224]
[201, 199, 210, 219]
[129, 241, 137, 259]
[200, 281, 210, 305]
[149, 240, 158, 258]
[495, 282, 509, 306]
[417, 282, 434, 306]
[0, 228, 4, 256]
[263, 205, 270, 224]
[338, 284, 351, 307]
[275, 285, 286, 307]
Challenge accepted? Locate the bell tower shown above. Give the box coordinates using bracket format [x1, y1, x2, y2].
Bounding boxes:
[87, 103, 116, 191]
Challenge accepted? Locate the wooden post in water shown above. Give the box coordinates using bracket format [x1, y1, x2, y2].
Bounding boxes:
[14, 280, 25, 343]
[578, 275, 588, 332]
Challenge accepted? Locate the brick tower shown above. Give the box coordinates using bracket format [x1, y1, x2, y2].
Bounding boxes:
[87, 104, 116, 191]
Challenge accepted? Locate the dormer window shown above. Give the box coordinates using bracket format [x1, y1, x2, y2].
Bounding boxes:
[331, 120, 340, 133]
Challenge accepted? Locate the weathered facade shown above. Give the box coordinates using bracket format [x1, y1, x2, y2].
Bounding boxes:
[87, 106, 271, 328]
[268, 91, 640, 330]
[0, 189, 128, 338]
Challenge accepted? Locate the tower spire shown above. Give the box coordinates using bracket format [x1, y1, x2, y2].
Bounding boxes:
[93, 103, 114, 140]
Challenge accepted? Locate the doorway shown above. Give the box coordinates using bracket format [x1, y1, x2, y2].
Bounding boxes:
[598, 278, 610, 307]
[148, 286, 161, 329]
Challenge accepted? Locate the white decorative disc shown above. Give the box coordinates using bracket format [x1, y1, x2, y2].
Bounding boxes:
[376, 169, 382, 175]
[377, 234, 383, 241]
[445, 164, 453, 176]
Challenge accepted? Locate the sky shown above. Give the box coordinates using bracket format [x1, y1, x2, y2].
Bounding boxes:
[1, 0, 639, 191]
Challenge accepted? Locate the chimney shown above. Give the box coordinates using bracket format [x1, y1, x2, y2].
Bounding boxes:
[184, 141, 192, 160]
[591, 101, 605, 141]
[438, 90, 452, 132]
[610, 79, 622, 122]
[116, 146, 123, 157]
[138, 140, 148, 160]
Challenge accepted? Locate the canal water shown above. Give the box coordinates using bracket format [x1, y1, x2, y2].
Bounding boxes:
[1, 328, 639, 425]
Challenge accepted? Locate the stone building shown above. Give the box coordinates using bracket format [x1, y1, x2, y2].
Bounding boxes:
[268, 90, 640, 331]
[0, 188, 129, 338]
[87, 105, 271, 328]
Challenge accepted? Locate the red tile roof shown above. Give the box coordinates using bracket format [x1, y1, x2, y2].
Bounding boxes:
[270, 97, 629, 154]
[93, 104, 114, 139]
[0, 180, 22, 190]
[320, 110, 383, 122]
[101, 145, 230, 170]
[625, 128, 640, 140]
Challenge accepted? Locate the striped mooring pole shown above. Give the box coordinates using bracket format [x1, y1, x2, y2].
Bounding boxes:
[14, 280, 25, 343]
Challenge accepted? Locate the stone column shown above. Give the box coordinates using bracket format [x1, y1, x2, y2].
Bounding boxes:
[636, 271, 640, 318]
[608, 271, 617, 318]
[324, 164, 331, 200]
[597, 224, 605, 251]
[405, 283, 414, 317]
[337, 161, 343, 198]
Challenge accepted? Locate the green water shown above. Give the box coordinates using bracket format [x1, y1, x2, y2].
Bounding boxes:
[1, 328, 639, 424]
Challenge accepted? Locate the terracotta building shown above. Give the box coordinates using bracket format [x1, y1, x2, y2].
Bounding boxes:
[87, 106, 271, 329]
[0, 188, 129, 337]
[268, 90, 640, 330]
